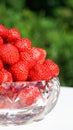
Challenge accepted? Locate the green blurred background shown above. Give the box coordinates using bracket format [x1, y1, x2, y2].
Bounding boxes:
[0, 0, 73, 87]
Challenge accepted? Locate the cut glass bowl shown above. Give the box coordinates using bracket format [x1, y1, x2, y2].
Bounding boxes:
[0, 77, 60, 125]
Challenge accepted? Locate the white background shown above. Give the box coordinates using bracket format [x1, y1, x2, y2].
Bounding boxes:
[0, 87, 73, 130]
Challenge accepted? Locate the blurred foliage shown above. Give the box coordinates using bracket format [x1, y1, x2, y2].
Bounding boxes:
[0, 0, 73, 86]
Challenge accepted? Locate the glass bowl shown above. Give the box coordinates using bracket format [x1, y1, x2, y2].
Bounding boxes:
[0, 77, 60, 126]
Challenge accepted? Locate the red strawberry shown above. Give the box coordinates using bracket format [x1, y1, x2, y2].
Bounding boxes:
[20, 49, 34, 69]
[0, 104, 5, 109]
[0, 36, 4, 46]
[0, 24, 8, 39]
[4, 100, 20, 109]
[14, 38, 31, 52]
[0, 85, 6, 95]
[29, 64, 52, 81]
[20, 47, 46, 69]
[31, 47, 46, 64]
[19, 85, 42, 106]
[44, 59, 60, 77]
[9, 61, 28, 81]
[0, 69, 13, 84]
[8, 87, 19, 101]
[0, 59, 3, 70]
[8, 28, 20, 42]
[0, 43, 20, 65]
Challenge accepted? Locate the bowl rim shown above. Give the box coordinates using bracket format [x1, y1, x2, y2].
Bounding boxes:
[1, 77, 59, 84]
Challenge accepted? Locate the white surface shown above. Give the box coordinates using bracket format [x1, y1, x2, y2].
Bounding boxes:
[0, 87, 73, 130]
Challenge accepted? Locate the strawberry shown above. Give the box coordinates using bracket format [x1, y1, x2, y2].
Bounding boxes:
[0, 43, 20, 65]
[0, 36, 4, 46]
[19, 85, 42, 106]
[0, 104, 5, 109]
[8, 28, 20, 42]
[20, 47, 46, 69]
[4, 100, 20, 109]
[0, 85, 6, 96]
[0, 24, 8, 39]
[9, 61, 28, 81]
[7, 87, 19, 100]
[0, 69, 13, 84]
[31, 47, 46, 64]
[14, 38, 31, 52]
[29, 64, 52, 81]
[44, 59, 60, 77]
[20, 49, 34, 69]
[0, 59, 3, 70]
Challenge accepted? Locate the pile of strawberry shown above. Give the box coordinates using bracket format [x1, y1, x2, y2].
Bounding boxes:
[0, 24, 59, 83]
[0, 24, 60, 108]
